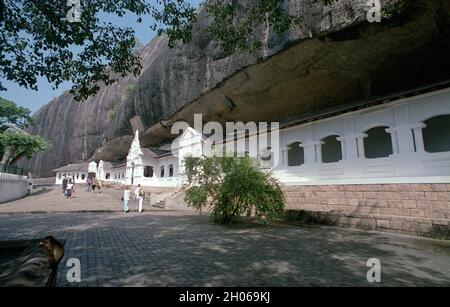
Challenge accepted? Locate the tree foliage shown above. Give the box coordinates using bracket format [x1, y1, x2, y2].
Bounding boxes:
[0, 96, 34, 129]
[184, 154, 285, 225]
[0, 130, 51, 165]
[0, 0, 337, 100]
[0, 0, 197, 101]
[0, 96, 51, 167]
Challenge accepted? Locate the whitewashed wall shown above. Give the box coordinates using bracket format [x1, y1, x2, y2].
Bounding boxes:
[275, 88, 450, 184]
[140, 156, 180, 188]
[109, 167, 127, 184]
[104, 88, 450, 187]
[0, 173, 29, 203]
[55, 172, 89, 185]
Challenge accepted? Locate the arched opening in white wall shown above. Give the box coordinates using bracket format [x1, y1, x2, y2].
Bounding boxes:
[160, 166, 165, 178]
[288, 142, 304, 167]
[423, 115, 450, 153]
[364, 126, 393, 159]
[81, 174, 86, 180]
[169, 165, 174, 177]
[144, 166, 154, 178]
[105, 173, 110, 180]
[321, 135, 342, 163]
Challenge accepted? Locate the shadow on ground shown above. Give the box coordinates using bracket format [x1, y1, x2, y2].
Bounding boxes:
[0, 212, 448, 287]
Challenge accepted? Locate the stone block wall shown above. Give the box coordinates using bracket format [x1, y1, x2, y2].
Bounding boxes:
[283, 184, 450, 238]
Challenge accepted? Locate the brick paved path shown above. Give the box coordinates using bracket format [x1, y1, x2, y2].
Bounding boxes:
[0, 209, 449, 286]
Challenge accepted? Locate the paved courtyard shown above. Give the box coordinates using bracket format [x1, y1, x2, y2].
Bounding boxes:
[0, 186, 127, 213]
[0, 189, 449, 287]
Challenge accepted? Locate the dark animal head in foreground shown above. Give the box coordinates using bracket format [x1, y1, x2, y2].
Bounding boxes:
[40, 236, 65, 265]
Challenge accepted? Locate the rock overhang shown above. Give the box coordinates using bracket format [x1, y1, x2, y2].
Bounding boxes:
[94, 0, 450, 162]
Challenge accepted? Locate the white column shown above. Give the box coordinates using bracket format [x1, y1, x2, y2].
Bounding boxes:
[125, 164, 133, 185]
[412, 123, 427, 153]
[391, 105, 417, 154]
[303, 142, 316, 164]
[337, 137, 347, 160]
[282, 147, 289, 167]
[397, 126, 416, 153]
[314, 141, 324, 163]
[356, 133, 368, 159]
[134, 164, 144, 184]
[341, 135, 359, 160]
[342, 117, 359, 160]
[385, 128, 399, 155]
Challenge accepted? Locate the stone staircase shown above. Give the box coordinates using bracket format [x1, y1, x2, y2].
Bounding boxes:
[150, 188, 187, 210]
[101, 182, 191, 211]
[152, 201, 166, 209]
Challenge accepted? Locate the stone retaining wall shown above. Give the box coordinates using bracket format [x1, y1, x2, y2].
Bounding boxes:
[283, 183, 450, 238]
[0, 173, 29, 204]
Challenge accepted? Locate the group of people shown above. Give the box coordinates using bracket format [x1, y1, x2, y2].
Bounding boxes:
[85, 177, 102, 194]
[62, 177, 147, 212]
[61, 177, 75, 198]
[122, 184, 146, 213]
[61, 176, 103, 199]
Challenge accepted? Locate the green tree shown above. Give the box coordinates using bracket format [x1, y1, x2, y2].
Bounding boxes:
[0, 0, 338, 101]
[0, 130, 51, 166]
[0, 97, 51, 169]
[0, 0, 198, 101]
[0, 96, 34, 129]
[184, 154, 285, 224]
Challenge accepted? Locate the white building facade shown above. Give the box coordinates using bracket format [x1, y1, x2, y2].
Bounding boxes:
[53, 161, 98, 184]
[96, 88, 450, 188]
[54, 88, 450, 236]
[275, 88, 450, 185]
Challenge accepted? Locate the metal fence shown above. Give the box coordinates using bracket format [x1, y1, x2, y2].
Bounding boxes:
[0, 163, 28, 176]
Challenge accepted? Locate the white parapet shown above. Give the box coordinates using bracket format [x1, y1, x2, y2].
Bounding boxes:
[0, 173, 29, 203]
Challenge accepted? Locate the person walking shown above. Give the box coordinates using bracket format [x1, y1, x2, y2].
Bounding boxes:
[85, 177, 91, 192]
[122, 186, 131, 213]
[134, 184, 144, 213]
[62, 176, 68, 196]
[66, 180, 74, 199]
[91, 178, 97, 194]
[97, 180, 102, 193]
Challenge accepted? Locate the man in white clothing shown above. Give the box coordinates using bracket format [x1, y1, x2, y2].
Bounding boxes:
[123, 186, 131, 213]
[134, 184, 144, 213]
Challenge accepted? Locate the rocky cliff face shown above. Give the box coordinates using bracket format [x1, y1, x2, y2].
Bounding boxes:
[21, 0, 450, 176]
[97, 0, 450, 160]
[19, 37, 169, 176]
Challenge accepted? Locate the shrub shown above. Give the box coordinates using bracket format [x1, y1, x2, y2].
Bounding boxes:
[184, 155, 285, 225]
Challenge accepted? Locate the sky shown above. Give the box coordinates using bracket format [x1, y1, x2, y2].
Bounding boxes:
[0, 0, 202, 114]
